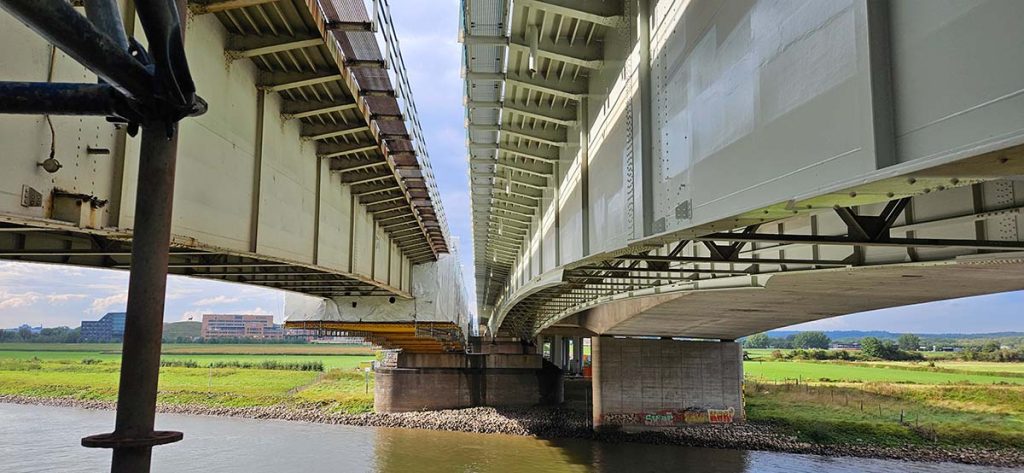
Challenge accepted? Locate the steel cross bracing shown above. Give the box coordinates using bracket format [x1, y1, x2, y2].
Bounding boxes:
[462, 0, 624, 311]
[494, 198, 1024, 338]
[195, 0, 450, 261]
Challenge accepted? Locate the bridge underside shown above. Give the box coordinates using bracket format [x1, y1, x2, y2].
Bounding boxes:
[463, 0, 1024, 341]
[567, 256, 1024, 340]
[0, 220, 404, 296]
[491, 145, 1024, 339]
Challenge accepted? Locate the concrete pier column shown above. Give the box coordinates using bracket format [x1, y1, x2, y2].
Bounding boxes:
[551, 336, 565, 369]
[591, 337, 743, 430]
[572, 337, 584, 375]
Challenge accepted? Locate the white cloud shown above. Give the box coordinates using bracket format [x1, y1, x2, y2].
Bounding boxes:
[89, 292, 128, 315]
[193, 295, 240, 306]
[47, 294, 89, 303]
[0, 292, 42, 309]
[167, 287, 204, 300]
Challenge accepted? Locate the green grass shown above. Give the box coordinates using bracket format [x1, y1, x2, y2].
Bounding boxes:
[0, 350, 369, 371]
[0, 346, 376, 412]
[295, 369, 374, 413]
[745, 381, 1024, 448]
[867, 360, 1024, 375]
[0, 342, 373, 355]
[742, 358, 1024, 449]
[743, 360, 1024, 385]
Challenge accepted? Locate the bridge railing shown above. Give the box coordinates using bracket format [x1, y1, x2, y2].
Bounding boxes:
[345, 0, 451, 248]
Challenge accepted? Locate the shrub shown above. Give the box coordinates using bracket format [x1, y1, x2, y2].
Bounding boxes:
[861, 337, 923, 361]
[207, 360, 323, 372]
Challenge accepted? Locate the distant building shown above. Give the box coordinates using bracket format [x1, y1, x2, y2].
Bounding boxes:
[80, 312, 127, 342]
[829, 342, 861, 350]
[201, 314, 282, 340]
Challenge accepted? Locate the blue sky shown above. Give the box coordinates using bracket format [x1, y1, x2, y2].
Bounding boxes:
[0, 0, 1020, 334]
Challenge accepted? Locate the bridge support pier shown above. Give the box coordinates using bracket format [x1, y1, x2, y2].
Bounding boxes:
[591, 337, 743, 430]
[374, 350, 562, 412]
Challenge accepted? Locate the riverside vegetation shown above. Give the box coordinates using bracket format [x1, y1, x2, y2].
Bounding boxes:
[1, 343, 1022, 466]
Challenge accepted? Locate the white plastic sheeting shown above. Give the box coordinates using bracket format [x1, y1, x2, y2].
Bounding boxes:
[285, 253, 472, 335]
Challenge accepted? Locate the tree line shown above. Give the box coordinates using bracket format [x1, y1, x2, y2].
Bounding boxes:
[744, 331, 1021, 362]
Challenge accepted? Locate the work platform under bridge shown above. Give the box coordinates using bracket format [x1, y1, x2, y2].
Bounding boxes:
[285, 251, 473, 353]
[463, 0, 1024, 340]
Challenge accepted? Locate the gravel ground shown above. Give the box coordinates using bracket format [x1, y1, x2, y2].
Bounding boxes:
[2, 395, 1021, 468]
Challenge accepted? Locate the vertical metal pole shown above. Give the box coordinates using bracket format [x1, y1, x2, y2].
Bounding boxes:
[110, 121, 180, 473]
[80, 1, 191, 470]
[591, 336, 603, 430]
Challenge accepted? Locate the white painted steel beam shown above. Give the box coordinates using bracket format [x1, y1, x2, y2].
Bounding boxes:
[190, 0, 280, 14]
[258, 73, 343, 93]
[332, 161, 387, 173]
[506, 73, 584, 101]
[302, 124, 372, 141]
[515, 0, 624, 27]
[319, 143, 379, 159]
[503, 102, 576, 127]
[509, 40, 603, 70]
[226, 37, 323, 60]
[282, 100, 358, 120]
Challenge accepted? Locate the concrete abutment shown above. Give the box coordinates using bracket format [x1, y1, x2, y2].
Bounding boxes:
[592, 337, 743, 430]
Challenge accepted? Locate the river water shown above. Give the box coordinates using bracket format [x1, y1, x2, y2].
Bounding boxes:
[0, 403, 1013, 473]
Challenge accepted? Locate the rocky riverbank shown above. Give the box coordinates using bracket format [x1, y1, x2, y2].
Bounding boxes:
[2, 394, 1021, 468]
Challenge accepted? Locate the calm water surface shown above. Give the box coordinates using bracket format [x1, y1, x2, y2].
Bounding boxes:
[0, 403, 1014, 473]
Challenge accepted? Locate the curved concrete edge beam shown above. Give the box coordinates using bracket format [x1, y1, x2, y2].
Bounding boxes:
[598, 259, 1024, 339]
[487, 268, 565, 335]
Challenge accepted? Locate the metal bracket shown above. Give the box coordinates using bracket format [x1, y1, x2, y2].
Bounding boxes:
[834, 198, 910, 242]
[82, 430, 183, 449]
[703, 225, 760, 261]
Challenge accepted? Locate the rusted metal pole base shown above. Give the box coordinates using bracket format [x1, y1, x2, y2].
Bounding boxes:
[81, 121, 181, 473]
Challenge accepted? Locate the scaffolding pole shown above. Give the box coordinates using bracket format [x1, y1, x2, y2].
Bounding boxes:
[0, 1, 204, 472]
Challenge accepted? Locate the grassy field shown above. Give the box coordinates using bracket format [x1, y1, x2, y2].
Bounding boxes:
[866, 360, 1024, 375]
[0, 342, 374, 355]
[0, 343, 377, 412]
[741, 356, 1024, 449]
[744, 360, 1024, 384]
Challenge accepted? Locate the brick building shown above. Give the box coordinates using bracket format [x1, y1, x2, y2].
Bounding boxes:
[200, 314, 282, 340]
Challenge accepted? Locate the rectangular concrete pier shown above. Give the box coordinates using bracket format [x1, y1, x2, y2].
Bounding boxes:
[374, 350, 561, 413]
[592, 337, 743, 430]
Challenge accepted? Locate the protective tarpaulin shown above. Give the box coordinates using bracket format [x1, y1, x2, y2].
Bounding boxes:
[284, 253, 471, 336]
